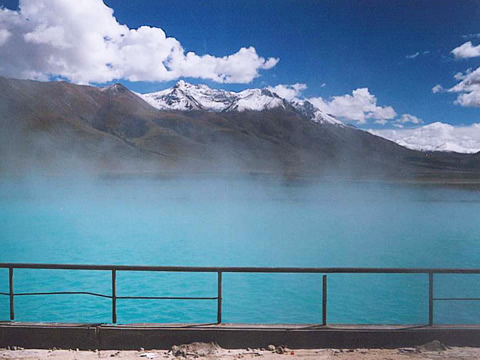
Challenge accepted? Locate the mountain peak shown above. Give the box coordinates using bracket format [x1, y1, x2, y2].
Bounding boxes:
[292, 99, 343, 125]
[174, 79, 193, 89]
[101, 83, 129, 94]
[260, 88, 281, 98]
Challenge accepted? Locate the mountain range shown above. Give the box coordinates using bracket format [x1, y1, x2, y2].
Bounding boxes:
[1, 75, 479, 180]
[140, 80, 343, 125]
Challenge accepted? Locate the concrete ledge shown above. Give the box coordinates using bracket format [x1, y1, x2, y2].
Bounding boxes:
[1, 322, 480, 350]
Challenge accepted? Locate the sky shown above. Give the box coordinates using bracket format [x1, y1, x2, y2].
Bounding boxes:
[0, 0, 479, 131]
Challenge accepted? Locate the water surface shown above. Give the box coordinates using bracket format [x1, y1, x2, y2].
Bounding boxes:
[0, 177, 479, 324]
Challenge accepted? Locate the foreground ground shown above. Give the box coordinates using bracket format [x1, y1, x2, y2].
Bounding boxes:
[1, 342, 480, 360]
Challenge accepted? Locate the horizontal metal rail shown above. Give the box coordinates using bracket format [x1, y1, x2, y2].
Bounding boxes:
[117, 296, 218, 300]
[1, 263, 480, 273]
[434, 297, 480, 301]
[1, 263, 479, 325]
[1, 292, 218, 301]
[13, 291, 111, 298]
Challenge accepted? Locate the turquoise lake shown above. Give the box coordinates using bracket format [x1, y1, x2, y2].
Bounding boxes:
[0, 177, 480, 325]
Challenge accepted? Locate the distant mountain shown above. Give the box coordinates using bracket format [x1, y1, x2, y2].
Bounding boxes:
[0, 76, 479, 179]
[140, 80, 344, 125]
[370, 122, 480, 154]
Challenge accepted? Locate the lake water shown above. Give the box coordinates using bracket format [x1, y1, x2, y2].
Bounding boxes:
[0, 177, 479, 325]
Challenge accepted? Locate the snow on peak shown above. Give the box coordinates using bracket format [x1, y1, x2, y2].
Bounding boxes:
[291, 100, 344, 125]
[174, 79, 189, 88]
[140, 81, 343, 125]
[101, 83, 128, 94]
[142, 81, 236, 111]
[225, 88, 288, 111]
[369, 122, 480, 154]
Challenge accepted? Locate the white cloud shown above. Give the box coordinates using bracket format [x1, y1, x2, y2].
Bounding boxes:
[451, 41, 480, 59]
[432, 42, 480, 107]
[266, 83, 307, 101]
[369, 122, 480, 153]
[374, 113, 423, 127]
[397, 113, 423, 124]
[432, 84, 444, 93]
[0, 0, 279, 84]
[405, 51, 429, 59]
[374, 119, 388, 125]
[454, 71, 467, 80]
[308, 88, 396, 124]
[448, 66, 480, 107]
[0, 28, 11, 46]
[406, 52, 419, 59]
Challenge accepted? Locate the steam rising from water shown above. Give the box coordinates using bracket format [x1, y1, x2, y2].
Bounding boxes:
[2, 176, 479, 268]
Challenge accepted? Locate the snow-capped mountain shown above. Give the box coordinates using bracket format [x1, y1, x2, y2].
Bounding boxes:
[141, 80, 236, 111]
[369, 122, 480, 154]
[140, 80, 343, 126]
[224, 88, 289, 112]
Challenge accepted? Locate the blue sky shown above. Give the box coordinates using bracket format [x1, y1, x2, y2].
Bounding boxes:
[1, 0, 480, 129]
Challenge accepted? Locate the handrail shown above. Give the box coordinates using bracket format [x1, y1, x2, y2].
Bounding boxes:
[1, 263, 480, 273]
[1, 263, 480, 326]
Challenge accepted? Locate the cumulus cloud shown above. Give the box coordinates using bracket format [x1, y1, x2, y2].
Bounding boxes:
[0, 0, 279, 84]
[374, 113, 422, 128]
[433, 42, 480, 107]
[448, 66, 480, 107]
[454, 71, 467, 80]
[397, 113, 423, 124]
[451, 41, 480, 59]
[308, 88, 396, 124]
[266, 83, 307, 101]
[369, 122, 480, 153]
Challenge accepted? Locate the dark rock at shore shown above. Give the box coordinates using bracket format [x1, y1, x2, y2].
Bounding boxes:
[416, 340, 448, 352]
[171, 342, 221, 357]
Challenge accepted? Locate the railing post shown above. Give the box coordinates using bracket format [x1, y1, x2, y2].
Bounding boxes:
[112, 270, 117, 324]
[9, 267, 14, 321]
[322, 275, 327, 326]
[217, 271, 222, 324]
[428, 272, 433, 326]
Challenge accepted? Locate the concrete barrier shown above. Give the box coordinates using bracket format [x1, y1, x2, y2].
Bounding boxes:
[1, 323, 480, 350]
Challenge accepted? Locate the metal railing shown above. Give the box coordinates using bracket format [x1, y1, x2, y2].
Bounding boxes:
[1, 263, 480, 325]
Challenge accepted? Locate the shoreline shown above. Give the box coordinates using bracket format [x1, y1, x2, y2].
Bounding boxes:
[2, 171, 480, 186]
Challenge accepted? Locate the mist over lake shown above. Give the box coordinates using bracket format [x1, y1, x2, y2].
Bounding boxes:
[1, 177, 479, 324]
